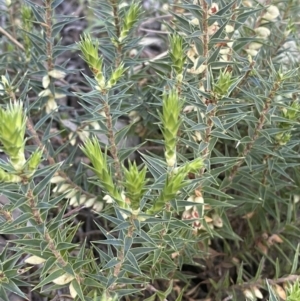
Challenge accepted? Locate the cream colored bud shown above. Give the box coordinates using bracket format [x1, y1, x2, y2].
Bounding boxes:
[190, 18, 199, 26]
[255, 27, 271, 39]
[243, 0, 252, 7]
[103, 194, 114, 203]
[246, 49, 258, 56]
[50, 175, 65, 184]
[92, 201, 104, 212]
[193, 131, 202, 142]
[243, 289, 255, 300]
[42, 75, 50, 89]
[78, 129, 89, 143]
[48, 69, 66, 80]
[183, 105, 197, 113]
[248, 42, 263, 50]
[52, 273, 74, 285]
[294, 195, 300, 203]
[25, 256, 46, 265]
[45, 97, 58, 114]
[79, 195, 86, 204]
[194, 196, 204, 204]
[219, 48, 231, 55]
[128, 111, 141, 123]
[69, 195, 79, 206]
[273, 284, 286, 300]
[69, 282, 77, 298]
[185, 196, 195, 211]
[212, 213, 223, 228]
[162, 3, 169, 11]
[57, 184, 70, 193]
[54, 92, 66, 99]
[220, 54, 229, 62]
[85, 197, 96, 208]
[38, 89, 52, 97]
[64, 189, 77, 199]
[266, 5, 280, 19]
[227, 41, 233, 48]
[129, 49, 138, 57]
[166, 153, 176, 167]
[252, 287, 263, 299]
[90, 121, 100, 130]
[225, 25, 234, 33]
[68, 133, 76, 146]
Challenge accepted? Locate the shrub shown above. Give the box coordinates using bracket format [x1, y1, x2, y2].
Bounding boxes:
[0, 0, 300, 300]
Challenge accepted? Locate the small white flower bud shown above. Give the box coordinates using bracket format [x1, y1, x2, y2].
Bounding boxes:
[38, 89, 52, 97]
[85, 197, 96, 208]
[212, 213, 223, 228]
[50, 175, 65, 184]
[225, 25, 234, 33]
[45, 97, 58, 114]
[243, 289, 255, 300]
[246, 49, 258, 56]
[266, 5, 280, 19]
[166, 153, 176, 167]
[92, 201, 104, 212]
[103, 194, 114, 203]
[48, 69, 66, 80]
[69, 195, 79, 206]
[185, 196, 195, 211]
[69, 282, 77, 298]
[52, 273, 74, 285]
[25, 256, 46, 265]
[42, 75, 50, 89]
[79, 195, 86, 204]
[255, 27, 271, 39]
[190, 18, 199, 26]
[248, 42, 263, 50]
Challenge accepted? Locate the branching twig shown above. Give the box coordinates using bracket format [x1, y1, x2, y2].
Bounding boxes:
[0, 26, 25, 51]
[227, 80, 281, 183]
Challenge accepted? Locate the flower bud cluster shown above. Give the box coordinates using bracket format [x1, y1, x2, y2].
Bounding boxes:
[50, 174, 103, 211]
[182, 191, 223, 232]
[78, 34, 127, 91]
[123, 161, 147, 211]
[160, 89, 183, 167]
[0, 101, 43, 181]
[147, 159, 203, 214]
[247, 5, 279, 57]
[169, 34, 186, 79]
[24, 256, 78, 298]
[39, 70, 66, 114]
[119, 3, 140, 42]
[80, 137, 125, 207]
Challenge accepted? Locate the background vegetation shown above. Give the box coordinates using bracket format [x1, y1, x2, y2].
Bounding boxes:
[0, 0, 300, 300]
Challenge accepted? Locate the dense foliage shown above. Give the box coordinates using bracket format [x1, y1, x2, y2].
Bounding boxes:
[0, 0, 300, 300]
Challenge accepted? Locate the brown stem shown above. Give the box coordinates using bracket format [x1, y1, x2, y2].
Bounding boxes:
[201, 0, 208, 59]
[102, 101, 123, 185]
[45, 0, 53, 70]
[110, 0, 122, 67]
[27, 189, 67, 267]
[0, 26, 24, 51]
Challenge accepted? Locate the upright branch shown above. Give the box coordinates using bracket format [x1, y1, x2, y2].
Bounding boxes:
[227, 77, 282, 183]
[45, 0, 53, 70]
